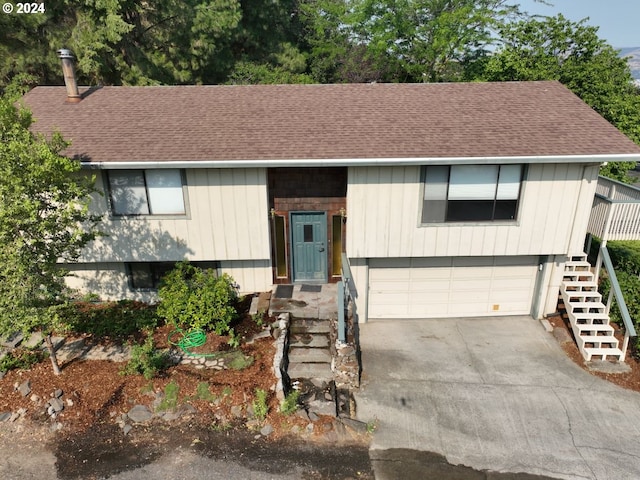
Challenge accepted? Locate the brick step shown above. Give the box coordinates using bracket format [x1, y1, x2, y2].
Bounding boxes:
[582, 347, 624, 362]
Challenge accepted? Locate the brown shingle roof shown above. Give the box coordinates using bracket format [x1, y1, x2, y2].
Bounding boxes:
[22, 81, 640, 163]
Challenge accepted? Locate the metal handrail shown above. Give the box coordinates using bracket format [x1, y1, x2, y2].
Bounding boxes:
[337, 253, 353, 343]
[600, 246, 637, 358]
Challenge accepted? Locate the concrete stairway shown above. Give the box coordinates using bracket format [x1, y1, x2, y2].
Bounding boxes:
[287, 318, 333, 382]
[286, 318, 337, 416]
[560, 255, 623, 362]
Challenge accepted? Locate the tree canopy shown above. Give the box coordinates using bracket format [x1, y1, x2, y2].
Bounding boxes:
[477, 14, 640, 181]
[0, 85, 100, 374]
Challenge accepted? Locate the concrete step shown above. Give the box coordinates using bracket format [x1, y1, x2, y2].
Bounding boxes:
[562, 291, 602, 302]
[577, 335, 619, 349]
[567, 302, 606, 313]
[288, 362, 333, 381]
[562, 281, 598, 292]
[289, 334, 330, 348]
[574, 324, 616, 335]
[288, 347, 332, 363]
[562, 271, 594, 281]
[564, 260, 591, 270]
[290, 320, 331, 334]
[570, 312, 611, 323]
[582, 346, 623, 362]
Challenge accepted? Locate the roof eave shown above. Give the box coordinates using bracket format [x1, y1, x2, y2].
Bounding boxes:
[81, 153, 640, 169]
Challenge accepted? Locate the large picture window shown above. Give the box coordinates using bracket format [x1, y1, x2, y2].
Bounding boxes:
[421, 165, 523, 223]
[108, 169, 186, 215]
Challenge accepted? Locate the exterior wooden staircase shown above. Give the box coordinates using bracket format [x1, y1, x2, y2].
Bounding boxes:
[560, 255, 623, 362]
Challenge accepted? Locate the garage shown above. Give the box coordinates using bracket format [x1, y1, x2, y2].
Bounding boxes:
[367, 256, 539, 319]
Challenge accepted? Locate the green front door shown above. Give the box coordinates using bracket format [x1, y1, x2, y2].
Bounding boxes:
[291, 212, 327, 282]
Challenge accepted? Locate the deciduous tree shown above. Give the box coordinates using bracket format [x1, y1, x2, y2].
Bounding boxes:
[0, 85, 100, 374]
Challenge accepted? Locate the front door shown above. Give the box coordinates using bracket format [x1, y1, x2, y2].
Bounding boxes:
[291, 212, 327, 282]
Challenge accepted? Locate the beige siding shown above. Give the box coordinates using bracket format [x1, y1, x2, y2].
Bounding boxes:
[219, 260, 272, 293]
[64, 263, 157, 302]
[82, 168, 270, 263]
[347, 163, 599, 258]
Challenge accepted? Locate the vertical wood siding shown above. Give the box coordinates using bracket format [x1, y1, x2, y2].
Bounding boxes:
[347, 163, 599, 258]
[82, 168, 270, 262]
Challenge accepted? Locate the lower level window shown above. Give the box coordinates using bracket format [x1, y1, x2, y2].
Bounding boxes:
[421, 164, 523, 223]
[127, 261, 218, 289]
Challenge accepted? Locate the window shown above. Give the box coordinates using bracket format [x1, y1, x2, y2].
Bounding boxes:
[127, 261, 218, 289]
[421, 165, 523, 223]
[108, 169, 185, 215]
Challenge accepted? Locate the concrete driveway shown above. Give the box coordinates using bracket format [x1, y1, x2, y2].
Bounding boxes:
[353, 316, 640, 480]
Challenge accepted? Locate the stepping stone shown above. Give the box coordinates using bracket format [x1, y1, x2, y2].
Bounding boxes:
[288, 362, 333, 381]
[127, 405, 154, 423]
[1, 332, 23, 350]
[288, 348, 332, 363]
[23, 332, 43, 349]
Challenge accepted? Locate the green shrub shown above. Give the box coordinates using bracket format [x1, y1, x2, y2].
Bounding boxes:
[0, 347, 46, 372]
[601, 271, 640, 347]
[607, 241, 640, 275]
[280, 390, 300, 415]
[157, 263, 238, 335]
[60, 300, 158, 338]
[121, 334, 170, 380]
[252, 388, 268, 421]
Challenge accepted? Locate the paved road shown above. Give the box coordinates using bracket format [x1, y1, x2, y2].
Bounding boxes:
[354, 316, 640, 480]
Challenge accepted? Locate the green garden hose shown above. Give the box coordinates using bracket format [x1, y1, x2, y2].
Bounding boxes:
[168, 328, 220, 358]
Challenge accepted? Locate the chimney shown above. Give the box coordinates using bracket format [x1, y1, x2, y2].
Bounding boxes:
[56, 49, 81, 103]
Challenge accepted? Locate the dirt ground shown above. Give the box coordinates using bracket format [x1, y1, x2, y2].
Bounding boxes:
[2, 300, 640, 479]
[547, 311, 640, 391]
[0, 303, 373, 479]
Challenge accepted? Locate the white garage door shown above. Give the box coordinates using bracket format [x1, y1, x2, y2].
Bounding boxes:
[368, 256, 538, 319]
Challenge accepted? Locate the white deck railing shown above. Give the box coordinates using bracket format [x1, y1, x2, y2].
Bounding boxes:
[588, 176, 640, 241]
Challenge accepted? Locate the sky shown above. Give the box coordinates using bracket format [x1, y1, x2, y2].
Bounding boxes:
[516, 0, 640, 48]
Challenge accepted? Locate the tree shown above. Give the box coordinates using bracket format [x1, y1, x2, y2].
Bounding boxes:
[0, 84, 100, 374]
[477, 14, 640, 182]
[298, 0, 533, 83]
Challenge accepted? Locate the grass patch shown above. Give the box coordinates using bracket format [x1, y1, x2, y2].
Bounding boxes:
[280, 390, 300, 415]
[195, 382, 217, 402]
[157, 381, 180, 411]
[223, 350, 254, 370]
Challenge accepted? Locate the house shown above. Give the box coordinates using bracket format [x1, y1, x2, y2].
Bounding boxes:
[23, 69, 640, 325]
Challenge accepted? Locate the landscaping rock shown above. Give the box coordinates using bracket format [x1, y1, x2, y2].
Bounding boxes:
[0, 370, 5, 380]
[17, 380, 31, 397]
[230, 405, 244, 418]
[339, 417, 369, 435]
[127, 405, 154, 423]
[30, 394, 41, 405]
[123, 424, 132, 435]
[260, 424, 274, 437]
[48, 397, 64, 413]
[0, 412, 11, 422]
[53, 388, 63, 399]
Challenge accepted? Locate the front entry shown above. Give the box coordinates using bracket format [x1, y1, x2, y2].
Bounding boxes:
[291, 212, 327, 282]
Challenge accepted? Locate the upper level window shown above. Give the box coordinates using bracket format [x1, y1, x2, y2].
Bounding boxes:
[421, 165, 523, 223]
[108, 169, 185, 215]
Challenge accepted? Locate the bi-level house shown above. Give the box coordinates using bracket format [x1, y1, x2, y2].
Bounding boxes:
[23, 59, 640, 335]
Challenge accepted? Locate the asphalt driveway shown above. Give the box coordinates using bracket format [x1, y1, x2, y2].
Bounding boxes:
[353, 316, 640, 480]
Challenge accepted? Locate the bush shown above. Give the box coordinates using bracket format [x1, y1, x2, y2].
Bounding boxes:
[252, 388, 268, 421]
[120, 334, 170, 380]
[0, 347, 46, 372]
[601, 271, 640, 347]
[280, 390, 300, 415]
[60, 300, 158, 338]
[157, 263, 238, 335]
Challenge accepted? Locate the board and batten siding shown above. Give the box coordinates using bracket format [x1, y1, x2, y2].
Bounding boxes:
[346, 163, 600, 258]
[81, 168, 271, 263]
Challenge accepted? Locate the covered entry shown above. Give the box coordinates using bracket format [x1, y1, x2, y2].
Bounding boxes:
[368, 256, 539, 318]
